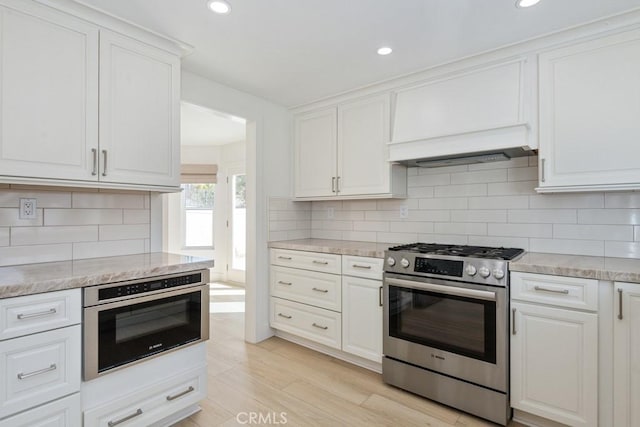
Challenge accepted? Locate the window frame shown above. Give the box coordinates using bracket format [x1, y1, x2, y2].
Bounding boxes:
[181, 183, 215, 250]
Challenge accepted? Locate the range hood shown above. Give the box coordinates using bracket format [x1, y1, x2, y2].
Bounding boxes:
[408, 146, 534, 168]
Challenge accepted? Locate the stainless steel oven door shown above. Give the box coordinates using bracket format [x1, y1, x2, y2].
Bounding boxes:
[84, 283, 209, 381]
[383, 273, 508, 392]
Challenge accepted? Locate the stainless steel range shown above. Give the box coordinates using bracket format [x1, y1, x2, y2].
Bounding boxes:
[382, 243, 524, 426]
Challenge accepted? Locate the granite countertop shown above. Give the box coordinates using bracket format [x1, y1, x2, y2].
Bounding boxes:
[268, 239, 392, 258]
[0, 252, 214, 299]
[510, 252, 640, 283]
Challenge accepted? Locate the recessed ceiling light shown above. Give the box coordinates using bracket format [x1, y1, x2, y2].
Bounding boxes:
[377, 47, 393, 56]
[516, 0, 541, 8]
[207, 0, 231, 14]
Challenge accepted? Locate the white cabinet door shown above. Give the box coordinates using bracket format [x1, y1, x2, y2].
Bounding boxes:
[341, 276, 382, 363]
[99, 30, 180, 187]
[511, 302, 598, 427]
[0, 2, 98, 181]
[538, 29, 640, 192]
[294, 108, 337, 198]
[337, 94, 393, 196]
[1, 392, 81, 427]
[614, 282, 640, 427]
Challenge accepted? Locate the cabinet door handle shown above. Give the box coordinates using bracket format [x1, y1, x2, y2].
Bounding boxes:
[379, 286, 383, 307]
[17, 363, 57, 380]
[108, 409, 143, 427]
[512, 308, 517, 335]
[534, 285, 569, 295]
[17, 308, 57, 320]
[332, 177, 336, 193]
[91, 148, 98, 176]
[312, 287, 328, 293]
[278, 313, 292, 319]
[102, 149, 108, 176]
[166, 386, 195, 401]
[277, 281, 292, 286]
[618, 288, 623, 320]
[277, 256, 292, 260]
[336, 176, 341, 192]
[312, 260, 329, 265]
[541, 158, 546, 183]
[353, 264, 372, 269]
[312, 323, 328, 330]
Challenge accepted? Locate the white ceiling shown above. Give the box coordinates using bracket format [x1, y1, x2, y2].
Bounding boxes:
[81, 0, 640, 107]
[180, 102, 246, 146]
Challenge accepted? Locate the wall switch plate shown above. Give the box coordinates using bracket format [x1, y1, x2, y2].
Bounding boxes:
[327, 207, 335, 219]
[400, 205, 409, 219]
[19, 198, 37, 219]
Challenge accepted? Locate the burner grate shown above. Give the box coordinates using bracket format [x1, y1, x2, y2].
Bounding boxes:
[387, 242, 524, 260]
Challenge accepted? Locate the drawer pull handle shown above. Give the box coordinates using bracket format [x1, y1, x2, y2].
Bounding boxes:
[277, 281, 292, 286]
[278, 256, 292, 260]
[278, 313, 292, 319]
[534, 286, 569, 295]
[312, 287, 328, 293]
[17, 363, 57, 380]
[312, 260, 329, 265]
[17, 308, 57, 320]
[166, 386, 195, 401]
[312, 323, 328, 330]
[353, 264, 372, 269]
[108, 409, 143, 427]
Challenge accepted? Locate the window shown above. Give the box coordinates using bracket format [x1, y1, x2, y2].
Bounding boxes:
[182, 183, 215, 248]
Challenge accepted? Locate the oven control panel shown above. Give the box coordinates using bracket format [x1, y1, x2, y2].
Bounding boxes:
[414, 257, 463, 277]
[97, 273, 202, 301]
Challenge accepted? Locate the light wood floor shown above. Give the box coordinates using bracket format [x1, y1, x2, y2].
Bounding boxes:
[175, 285, 524, 427]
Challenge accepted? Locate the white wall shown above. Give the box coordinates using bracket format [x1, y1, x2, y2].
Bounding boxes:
[178, 71, 291, 343]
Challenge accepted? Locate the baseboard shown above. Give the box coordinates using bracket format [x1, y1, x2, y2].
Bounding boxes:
[513, 409, 569, 427]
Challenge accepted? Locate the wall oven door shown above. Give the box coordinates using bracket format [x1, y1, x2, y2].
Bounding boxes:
[383, 273, 507, 392]
[84, 284, 209, 380]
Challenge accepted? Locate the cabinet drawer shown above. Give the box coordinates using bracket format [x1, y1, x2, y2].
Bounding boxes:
[511, 272, 598, 311]
[0, 324, 81, 419]
[270, 249, 341, 274]
[270, 297, 341, 349]
[1, 392, 81, 427]
[0, 289, 81, 340]
[271, 266, 341, 312]
[342, 255, 383, 280]
[83, 364, 207, 427]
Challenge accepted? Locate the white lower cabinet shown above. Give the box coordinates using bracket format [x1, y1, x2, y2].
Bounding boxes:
[270, 298, 342, 349]
[613, 282, 640, 427]
[0, 393, 81, 427]
[341, 276, 382, 363]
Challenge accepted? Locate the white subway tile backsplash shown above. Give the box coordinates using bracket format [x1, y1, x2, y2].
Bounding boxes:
[286, 230, 312, 240]
[434, 184, 487, 198]
[408, 186, 435, 198]
[73, 239, 146, 260]
[270, 211, 311, 221]
[605, 193, 640, 208]
[487, 223, 552, 238]
[529, 193, 604, 209]
[419, 198, 468, 210]
[123, 209, 151, 224]
[376, 199, 419, 211]
[389, 221, 434, 234]
[553, 224, 633, 241]
[487, 181, 537, 196]
[418, 234, 469, 245]
[269, 231, 288, 242]
[73, 193, 145, 209]
[341, 200, 378, 211]
[342, 231, 377, 242]
[435, 222, 487, 236]
[468, 196, 528, 209]
[11, 226, 98, 245]
[353, 221, 389, 232]
[408, 173, 451, 187]
[99, 224, 150, 241]
[311, 229, 343, 240]
[0, 244, 73, 266]
[418, 165, 468, 175]
[530, 238, 604, 257]
[405, 210, 451, 222]
[508, 209, 577, 224]
[468, 236, 530, 250]
[44, 209, 122, 226]
[578, 209, 640, 225]
[319, 220, 353, 231]
[0, 228, 8, 246]
[376, 232, 419, 244]
[0, 191, 71, 208]
[451, 210, 507, 223]
[450, 169, 506, 185]
[605, 241, 640, 258]
[365, 210, 408, 221]
[0, 208, 43, 227]
[507, 167, 537, 182]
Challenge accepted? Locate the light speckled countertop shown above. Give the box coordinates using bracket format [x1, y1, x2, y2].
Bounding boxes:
[510, 252, 640, 283]
[0, 253, 214, 299]
[269, 239, 392, 258]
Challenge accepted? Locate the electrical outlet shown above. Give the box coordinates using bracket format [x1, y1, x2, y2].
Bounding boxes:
[400, 205, 409, 219]
[327, 207, 335, 219]
[19, 198, 37, 220]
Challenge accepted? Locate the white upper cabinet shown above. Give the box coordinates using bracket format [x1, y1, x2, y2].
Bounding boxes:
[99, 30, 180, 188]
[389, 58, 536, 162]
[294, 94, 406, 200]
[538, 29, 640, 192]
[0, 2, 98, 181]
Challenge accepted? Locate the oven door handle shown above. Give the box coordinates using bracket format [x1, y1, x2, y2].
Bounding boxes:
[385, 277, 496, 301]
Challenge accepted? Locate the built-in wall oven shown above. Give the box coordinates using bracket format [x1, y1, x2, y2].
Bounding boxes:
[382, 243, 524, 426]
[83, 270, 210, 381]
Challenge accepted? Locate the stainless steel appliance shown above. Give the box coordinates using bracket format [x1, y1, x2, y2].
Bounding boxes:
[383, 243, 524, 426]
[83, 270, 210, 380]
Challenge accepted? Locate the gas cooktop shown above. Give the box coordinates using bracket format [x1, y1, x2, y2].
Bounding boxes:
[387, 243, 525, 261]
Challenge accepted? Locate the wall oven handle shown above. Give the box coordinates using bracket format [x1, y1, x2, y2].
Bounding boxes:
[512, 308, 517, 335]
[166, 386, 195, 401]
[108, 409, 143, 427]
[17, 308, 57, 320]
[385, 277, 496, 301]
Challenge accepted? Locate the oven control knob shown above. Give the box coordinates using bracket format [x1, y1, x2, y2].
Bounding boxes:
[465, 265, 477, 276]
[400, 258, 410, 268]
[493, 269, 505, 280]
[386, 256, 396, 267]
[478, 266, 491, 278]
